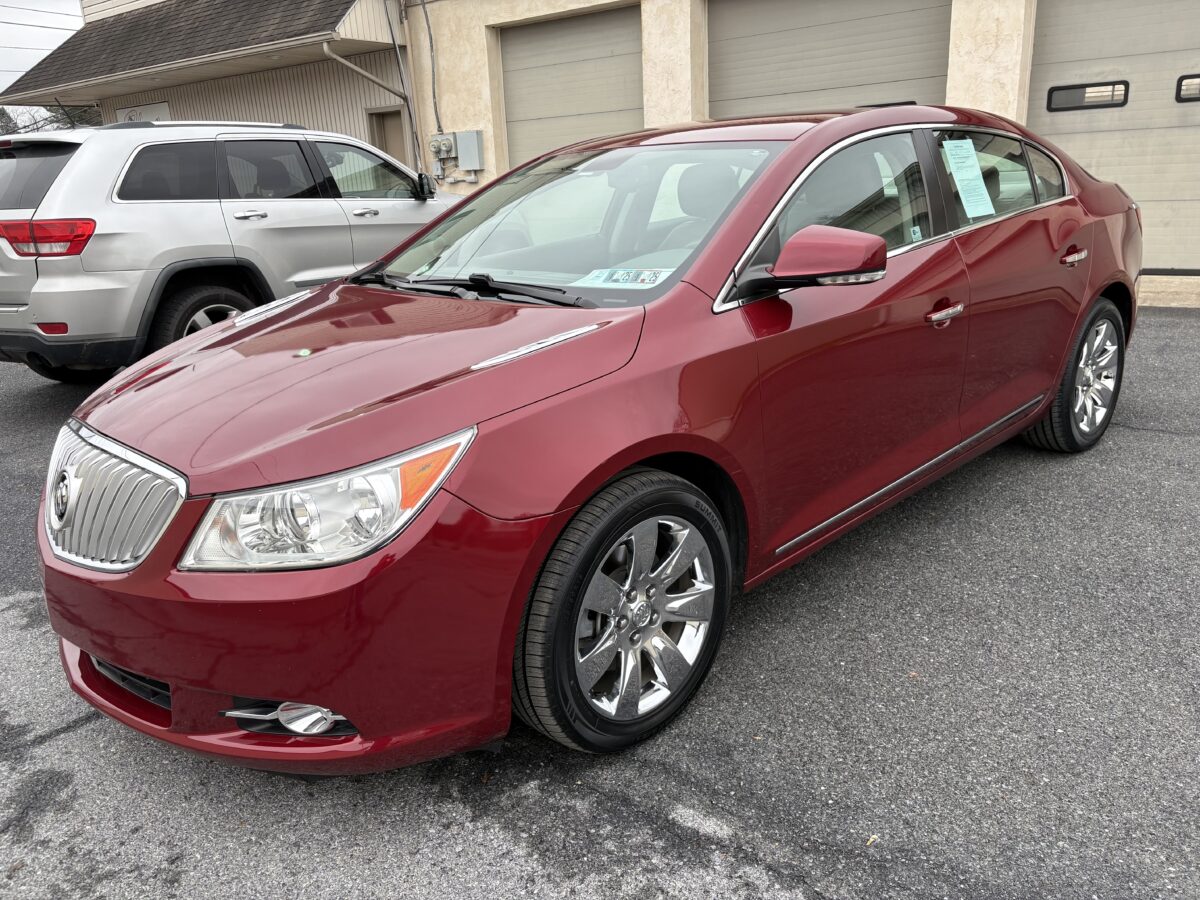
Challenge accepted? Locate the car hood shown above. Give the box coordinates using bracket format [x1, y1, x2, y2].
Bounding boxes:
[76, 283, 645, 495]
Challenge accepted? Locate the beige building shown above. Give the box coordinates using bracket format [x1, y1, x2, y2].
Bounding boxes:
[2, 0, 1197, 274]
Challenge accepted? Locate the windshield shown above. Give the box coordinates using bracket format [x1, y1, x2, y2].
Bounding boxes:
[385, 141, 787, 306]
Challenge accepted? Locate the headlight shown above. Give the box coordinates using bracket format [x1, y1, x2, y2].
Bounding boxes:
[180, 427, 475, 570]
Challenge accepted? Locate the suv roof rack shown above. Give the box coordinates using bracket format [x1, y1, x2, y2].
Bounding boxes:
[100, 121, 307, 130]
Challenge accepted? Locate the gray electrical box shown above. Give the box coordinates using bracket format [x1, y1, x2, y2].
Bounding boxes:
[453, 130, 484, 172]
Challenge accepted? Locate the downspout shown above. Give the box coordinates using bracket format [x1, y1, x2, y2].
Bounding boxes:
[382, 0, 426, 172]
[320, 40, 427, 174]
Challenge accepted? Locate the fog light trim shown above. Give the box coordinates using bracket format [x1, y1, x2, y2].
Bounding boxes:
[221, 701, 349, 736]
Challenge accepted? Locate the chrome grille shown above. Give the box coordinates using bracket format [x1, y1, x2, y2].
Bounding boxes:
[45, 422, 186, 571]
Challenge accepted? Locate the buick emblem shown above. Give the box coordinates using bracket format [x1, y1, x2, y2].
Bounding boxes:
[49, 467, 76, 531]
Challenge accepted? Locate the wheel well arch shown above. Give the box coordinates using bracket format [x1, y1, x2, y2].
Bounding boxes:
[134, 258, 275, 353]
[618, 451, 750, 590]
[1098, 280, 1134, 342]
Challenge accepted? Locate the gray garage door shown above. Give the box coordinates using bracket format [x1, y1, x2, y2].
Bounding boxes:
[1027, 0, 1200, 271]
[707, 0, 952, 118]
[500, 6, 643, 166]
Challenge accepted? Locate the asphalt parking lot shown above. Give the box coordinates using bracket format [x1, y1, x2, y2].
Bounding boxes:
[1, 307, 1197, 899]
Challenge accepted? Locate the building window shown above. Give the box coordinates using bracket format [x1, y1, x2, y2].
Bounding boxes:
[1177, 75, 1200, 102]
[1047, 81, 1129, 112]
[117, 142, 217, 201]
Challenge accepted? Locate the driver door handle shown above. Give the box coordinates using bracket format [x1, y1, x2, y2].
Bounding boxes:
[926, 302, 964, 326]
[352, 208, 380, 218]
[232, 210, 268, 220]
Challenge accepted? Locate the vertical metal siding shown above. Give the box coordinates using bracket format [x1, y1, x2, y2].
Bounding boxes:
[99, 50, 404, 143]
[500, 5, 644, 165]
[82, 0, 170, 22]
[1027, 0, 1199, 270]
[707, 0, 952, 117]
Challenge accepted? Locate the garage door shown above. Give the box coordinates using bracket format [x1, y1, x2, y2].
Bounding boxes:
[500, 6, 643, 165]
[708, 0, 952, 118]
[1027, 0, 1200, 272]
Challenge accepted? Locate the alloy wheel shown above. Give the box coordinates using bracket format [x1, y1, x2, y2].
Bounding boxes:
[1073, 318, 1120, 434]
[573, 515, 715, 720]
[184, 303, 241, 336]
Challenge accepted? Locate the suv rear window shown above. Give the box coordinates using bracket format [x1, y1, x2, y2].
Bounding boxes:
[118, 142, 218, 201]
[0, 143, 77, 209]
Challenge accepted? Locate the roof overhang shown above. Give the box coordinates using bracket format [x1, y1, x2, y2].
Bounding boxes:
[0, 34, 390, 106]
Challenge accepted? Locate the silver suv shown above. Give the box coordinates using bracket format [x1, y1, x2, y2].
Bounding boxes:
[0, 121, 454, 382]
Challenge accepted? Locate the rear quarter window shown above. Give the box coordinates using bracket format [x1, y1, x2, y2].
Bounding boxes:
[0, 143, 77, 209]
[117, 142, 218, 201]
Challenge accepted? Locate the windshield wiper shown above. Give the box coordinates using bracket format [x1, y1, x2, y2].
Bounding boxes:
[349, 271, 478, 299]
[415, 273, 593, 308]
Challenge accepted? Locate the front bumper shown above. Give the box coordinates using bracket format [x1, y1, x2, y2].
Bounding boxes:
[40, 490, 568, 774]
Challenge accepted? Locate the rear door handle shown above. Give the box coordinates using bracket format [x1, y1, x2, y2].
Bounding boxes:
[352, 208, 380, 218]
[232, 210, 268, 220]
[1060, 247, 1088, 266]
[925, 302, 964, 326]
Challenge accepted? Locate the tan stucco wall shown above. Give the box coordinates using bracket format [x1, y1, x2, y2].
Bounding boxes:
[403, 0, 705, 194]
[944, 0, 1038, 122]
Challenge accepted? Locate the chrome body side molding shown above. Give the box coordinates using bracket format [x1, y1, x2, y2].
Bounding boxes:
[773, 395, 1045, 557]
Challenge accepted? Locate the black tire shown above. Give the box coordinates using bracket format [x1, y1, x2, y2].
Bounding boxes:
[513, 470, 731, 753]
[147, 284, 254, 353]
[1023, 297, 1126, 453]
[24, 358, 117, 384]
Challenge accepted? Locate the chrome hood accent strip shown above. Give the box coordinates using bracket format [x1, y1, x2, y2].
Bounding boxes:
[470, 323, 601, 371]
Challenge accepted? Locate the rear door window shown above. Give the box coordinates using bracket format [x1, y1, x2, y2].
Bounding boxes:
[0, 143, 77, 209]
[117, 142, 218, 201]
[222, 140, 321, 200]
[933, 131, 1037, 226]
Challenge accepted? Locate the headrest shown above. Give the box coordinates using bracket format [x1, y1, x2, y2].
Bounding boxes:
[676, 163, 741, 219]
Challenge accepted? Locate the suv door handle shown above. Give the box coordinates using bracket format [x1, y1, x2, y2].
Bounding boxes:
[351, 208, 380, 217]
[925, 302, 964, 326]
[233, 210, 268, 220]
[1060, 247, 1088, 266]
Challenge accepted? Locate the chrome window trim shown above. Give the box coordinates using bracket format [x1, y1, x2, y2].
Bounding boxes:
[44, 419, 188, 573]
[713, 123, 1073, 313]
[110, 137, 221, 205]
[773, 394, 1045, 557]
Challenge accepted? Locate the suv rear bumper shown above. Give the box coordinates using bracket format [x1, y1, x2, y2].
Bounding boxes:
[0, 330, 137, 368]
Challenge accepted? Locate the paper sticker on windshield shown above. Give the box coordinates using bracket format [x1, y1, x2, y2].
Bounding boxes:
[942, 139, 995, 219]
[572, 268, 674, 289]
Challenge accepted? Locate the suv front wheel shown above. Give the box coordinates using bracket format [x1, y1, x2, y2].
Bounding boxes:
[148, 284, 254, 353]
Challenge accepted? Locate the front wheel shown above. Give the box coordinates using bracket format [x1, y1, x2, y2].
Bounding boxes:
[513, 470, 731, 753]
[1024, 297, 1125, 453]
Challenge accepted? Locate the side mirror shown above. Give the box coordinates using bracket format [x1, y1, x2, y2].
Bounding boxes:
[737, 224, 887, 300]
[416, 172, 437, 201]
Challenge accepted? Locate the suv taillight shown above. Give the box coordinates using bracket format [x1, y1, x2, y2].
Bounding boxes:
[0, 219, 96, 257]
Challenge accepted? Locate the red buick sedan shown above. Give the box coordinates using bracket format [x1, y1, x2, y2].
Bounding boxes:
[39, 106, 1140, 773]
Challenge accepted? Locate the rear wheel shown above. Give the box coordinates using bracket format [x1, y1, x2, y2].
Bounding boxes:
[24, 357, 116, 384]
[148, 284, 253, 353]
[513, 470, 731, 753]
[1024, 297, 1125, 452]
